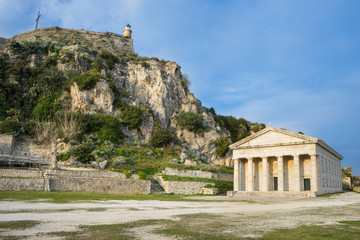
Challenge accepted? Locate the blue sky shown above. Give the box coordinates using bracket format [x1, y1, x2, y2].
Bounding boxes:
[1, 0, 359, 175]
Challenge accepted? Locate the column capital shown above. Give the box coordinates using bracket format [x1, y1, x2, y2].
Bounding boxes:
[310, 154, 319, 158]
[261, 156, 268, 160]
[277, 155, 284, 159]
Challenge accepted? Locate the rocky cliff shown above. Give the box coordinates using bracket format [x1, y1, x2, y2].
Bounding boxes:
[0, 27, 263, 166]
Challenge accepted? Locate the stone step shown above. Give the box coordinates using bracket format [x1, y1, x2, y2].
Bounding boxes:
[150, 179, 165, 194]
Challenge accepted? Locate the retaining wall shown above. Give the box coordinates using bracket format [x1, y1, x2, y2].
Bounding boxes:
[162, 167, 233, 181]
[0, 169, 150, 194]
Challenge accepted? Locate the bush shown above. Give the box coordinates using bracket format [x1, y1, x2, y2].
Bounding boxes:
[0, 120, 21, 135]
[180, 74, 191, 91]
[32, 95, 61, 120]
[149, 128, 174, 148]
[123, 170, 131, 179]
[100, 51, 119, 70]
[137, 171, 147, 180]
[215, 137, 230, 157]
[69, 139, 95, 163]
[60, 49, 75, 64]
[92, 56, 104, 71]
[74, 69, 102, 90]
[113, 156, 127, 168]
[122, 106, 143, 129]
[59, 153, 70, 161]
[94, 114, 124, 144]
[177, 112, 203, 133]
[91, 141, 117, 160]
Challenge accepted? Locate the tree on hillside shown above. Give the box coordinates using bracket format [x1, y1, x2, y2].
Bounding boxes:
[34, 112, 82, 169]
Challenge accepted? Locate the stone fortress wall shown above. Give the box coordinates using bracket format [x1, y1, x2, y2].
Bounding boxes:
[0, 168, 151, 194]
[8, 27, 134, 54]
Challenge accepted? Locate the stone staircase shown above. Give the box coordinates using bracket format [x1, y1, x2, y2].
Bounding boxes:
[150, 179, 165, 194]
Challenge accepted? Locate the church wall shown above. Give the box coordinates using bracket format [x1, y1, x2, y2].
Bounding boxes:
[316, 145, 342, 194]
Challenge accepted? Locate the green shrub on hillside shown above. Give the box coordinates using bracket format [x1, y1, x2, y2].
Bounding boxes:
[149, 128, 174, 148]
[0, 120, 22, 135]
[215, 137, 230, 157]
[92, 56, 104, 71]
[69, 139, 95, 163]
[73, 69, 102, 90]
[100, 51, 119, 70]
[122, 106, 143, 129]
[60, 49, 75, 64]
[180, 74, 190, 91]
[94, 114, 124, 144]
[178, 112, 203, 133]
[7, 40, 50, 55]
[32, 95, 61, 120]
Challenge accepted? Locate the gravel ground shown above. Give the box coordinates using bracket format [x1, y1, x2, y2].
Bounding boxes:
[0, 192, 360, 239]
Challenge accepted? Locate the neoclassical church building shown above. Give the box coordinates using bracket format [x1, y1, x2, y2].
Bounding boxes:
[229, 126, 343, 197]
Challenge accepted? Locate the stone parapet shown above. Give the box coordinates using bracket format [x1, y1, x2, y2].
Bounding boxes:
[0, 169, 43, 178]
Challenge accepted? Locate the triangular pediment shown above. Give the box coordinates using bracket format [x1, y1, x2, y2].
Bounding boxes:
[230, 126, 318, 149]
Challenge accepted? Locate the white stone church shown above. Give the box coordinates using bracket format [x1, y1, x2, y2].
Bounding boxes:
[229, 126, 343, 197]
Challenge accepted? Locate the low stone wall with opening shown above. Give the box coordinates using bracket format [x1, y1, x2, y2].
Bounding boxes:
[155, 176, 216, 195]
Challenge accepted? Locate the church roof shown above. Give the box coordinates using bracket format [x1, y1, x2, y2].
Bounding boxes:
[229, 126, 343, 159]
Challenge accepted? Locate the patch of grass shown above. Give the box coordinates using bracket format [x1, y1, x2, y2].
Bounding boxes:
[262, 221, 360, 240]
[0, 191, 220, 203]
[86, 208, 107, 212]
[47, 219, 167, 240]
[0, 220, 39, 230]
[317, 192, 343, 197]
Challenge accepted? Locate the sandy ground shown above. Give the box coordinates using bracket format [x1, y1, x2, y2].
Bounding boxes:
[0, 192, 360, 239]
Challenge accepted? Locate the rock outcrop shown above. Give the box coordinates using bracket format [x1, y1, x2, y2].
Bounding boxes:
[3, 27, 233, 165]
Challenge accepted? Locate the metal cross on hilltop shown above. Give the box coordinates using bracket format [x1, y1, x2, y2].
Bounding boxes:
[35, 11, 41, 30]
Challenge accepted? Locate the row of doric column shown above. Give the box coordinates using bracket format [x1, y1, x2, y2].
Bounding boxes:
[233, 154, 320, 193]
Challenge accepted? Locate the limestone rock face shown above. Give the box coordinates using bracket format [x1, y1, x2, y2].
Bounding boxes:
[71, 80, 115, 114]
[69, 58, 228, 162]
[110, 60, 228, 162]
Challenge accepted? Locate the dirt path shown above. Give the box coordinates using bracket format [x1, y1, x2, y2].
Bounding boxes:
[1, 192, 360, 239]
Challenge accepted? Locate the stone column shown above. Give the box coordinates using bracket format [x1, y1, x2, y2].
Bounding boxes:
[311, 154, 319, 192]
[248, 158, 254, 191]
[233, 159, 240, 191]
[294, 155, 301, 192]
[262, 157, 268, 191]
[278, 156, 284, 192]
[240, 159, 245, 191]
